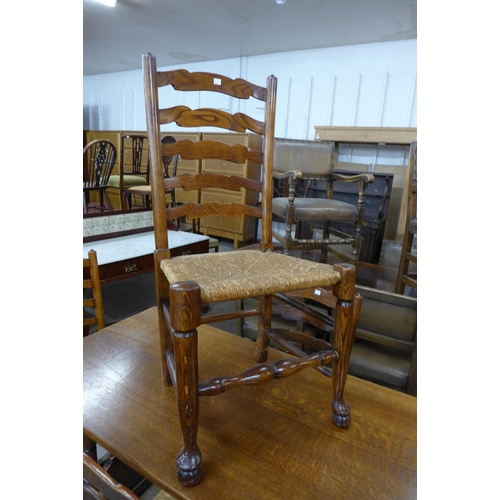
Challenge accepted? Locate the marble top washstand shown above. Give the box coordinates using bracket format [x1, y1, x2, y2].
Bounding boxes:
[83, 211, 209, 283]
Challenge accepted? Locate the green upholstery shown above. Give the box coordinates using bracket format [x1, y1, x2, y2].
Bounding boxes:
[108, 174, 148, 189]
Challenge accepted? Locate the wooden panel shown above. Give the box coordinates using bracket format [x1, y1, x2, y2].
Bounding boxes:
[203, 159, 245, 175]
[373, 164, 407, 240]
[314, 126, 417, 144]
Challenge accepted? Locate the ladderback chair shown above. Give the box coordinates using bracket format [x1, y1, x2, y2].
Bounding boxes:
[83, 139, 117, 213]
[108, 134, 150, 210]
[83, 249, 105, 336]
[143, 52, 362, 487]
[396, 141, 417, 294]
[272, 138, 374, 262]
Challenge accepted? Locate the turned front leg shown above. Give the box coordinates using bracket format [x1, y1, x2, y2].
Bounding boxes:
[330, 264, 360, 428]
[170, 281, 202, 487]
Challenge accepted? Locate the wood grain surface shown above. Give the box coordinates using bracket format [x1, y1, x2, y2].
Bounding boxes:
[84, 307, 416, 500]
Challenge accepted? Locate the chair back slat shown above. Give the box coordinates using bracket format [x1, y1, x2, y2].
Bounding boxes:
[157, 69, 267, 100]
[164, 172, 262, 193]
[166, 201, 262, 222]
[162, 139, 263, 164]
[159, 106, 264, 135]
[142, 53, 277, 252]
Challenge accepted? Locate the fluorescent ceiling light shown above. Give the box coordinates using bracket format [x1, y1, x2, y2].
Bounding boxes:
[94, 0, 117, 6]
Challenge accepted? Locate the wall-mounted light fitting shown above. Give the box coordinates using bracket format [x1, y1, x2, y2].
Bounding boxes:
[276, 0, 286, 5]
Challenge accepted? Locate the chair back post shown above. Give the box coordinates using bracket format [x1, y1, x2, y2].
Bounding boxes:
[89, 250, 105, 330]
[83, 249, 105, 334]
[143, 53, 170, 252]
[260, 74, 278, 250]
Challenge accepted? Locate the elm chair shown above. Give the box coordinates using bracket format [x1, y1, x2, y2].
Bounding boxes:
[108, 134, 150, 210]
[120, 135, 179, 212]
[83, 140, 117, 213]
[143, 52, 362, 486]
[396, 141, 417, 294]
[83, 249, 105, 336]
[272, 138, 375, 262]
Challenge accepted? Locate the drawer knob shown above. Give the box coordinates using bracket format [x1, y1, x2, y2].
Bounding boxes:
[124, 264, 137, 273]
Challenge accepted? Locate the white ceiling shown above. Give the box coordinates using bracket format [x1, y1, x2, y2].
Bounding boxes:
[83, 0, 417, 76]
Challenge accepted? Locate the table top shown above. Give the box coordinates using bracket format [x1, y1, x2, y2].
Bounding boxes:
[82, 230, 209, 265]
[83, 307, 417, 500]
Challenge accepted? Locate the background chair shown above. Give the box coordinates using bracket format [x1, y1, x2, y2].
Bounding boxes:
[143, 53, 362, 486]
[108, 134, 150, 210]
[83, 249, 105, 336]
[271, 138, 374, 262]
[119, 135, 179, 212]
[83, 139, 117, 214]
[395, 141, 417, 294]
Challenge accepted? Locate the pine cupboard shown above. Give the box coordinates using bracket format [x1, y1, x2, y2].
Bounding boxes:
[199, 133, 262, 248]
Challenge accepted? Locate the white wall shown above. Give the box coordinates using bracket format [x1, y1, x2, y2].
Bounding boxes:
[83, 39, 416, 239]
[83, 39, 416, 141]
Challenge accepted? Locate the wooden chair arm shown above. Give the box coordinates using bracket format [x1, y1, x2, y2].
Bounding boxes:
[273, 170, 303, 181]
[332, 173, 375, 184]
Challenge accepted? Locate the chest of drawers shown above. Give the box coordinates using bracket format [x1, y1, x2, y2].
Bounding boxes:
[199, 133, 262, 249]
